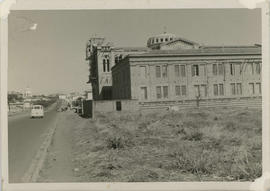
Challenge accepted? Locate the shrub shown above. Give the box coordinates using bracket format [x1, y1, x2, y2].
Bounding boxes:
[201, 137, 223, 150]
[175, 127, 186, 135]
[224, 121, 237, 131]
[106, 136, 133, 149]
[94, 169, 112, 178]
[171, 147, 215, 175]
[138, 122, 148, 130]
[230, 148, 262, 180]
[182, 121, 199, 129]
[128, 169, 159, 182]
[182, 129, 203, 141]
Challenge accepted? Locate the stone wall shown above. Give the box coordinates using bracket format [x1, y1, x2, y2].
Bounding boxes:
[139, 96, 262, 110]
[91, 96, 261, 113]
[93, 99, 139, 112]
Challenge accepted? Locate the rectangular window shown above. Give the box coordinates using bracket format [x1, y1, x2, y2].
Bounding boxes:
[103, 59, 106, 72]
[249, 83, 255, 95]
[201, 85, 207, 97]
[256, 83, 261, 94]
[192, 65, 199, 76]
[156, 86, 162, 99]
[192, 65, 195, 76]
[175, 85, 180, 96]
[107, 59, 110, 72]
[162, 65, 168, 78]
[231, 83, 236, 95]
[141, 87, 148, 99]
[236, 83, 242, 95]
[213, 64, 217, 75]
[230, 64, 235, 75]
[213, 84, 218, 96]
[116, 101, 122, 111]
[180, 65, 186, 77]
[163, 86, 168, 98]
[235, 64, 241, 75]
[218, 64, 224, 75]
[156, 66, 161, 78]
[140, 66, 147, 78]
[249, 63, 254, 75]
[219, 84, 224, 96]
[194, 85, 200, 97]
[256, 63, 261, 74]
[181, 85, 187, 96]
[115, 56, 119, 64]
[175, 65, 180, 77]
[200, 64, 206, 76]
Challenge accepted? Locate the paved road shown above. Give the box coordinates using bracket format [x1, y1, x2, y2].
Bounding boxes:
[8, 103, 58, 183]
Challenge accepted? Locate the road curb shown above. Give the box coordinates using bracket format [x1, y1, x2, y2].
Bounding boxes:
[21, 114, 59, 182]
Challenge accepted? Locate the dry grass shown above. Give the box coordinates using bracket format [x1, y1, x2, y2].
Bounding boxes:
[72, 107, 262, 182]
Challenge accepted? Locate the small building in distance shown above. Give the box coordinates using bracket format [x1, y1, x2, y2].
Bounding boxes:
[86, 32, 262, 109]
[59, 94, 67, 100]
[23, 86, 32, 99]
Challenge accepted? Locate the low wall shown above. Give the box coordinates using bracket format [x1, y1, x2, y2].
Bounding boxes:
[91, 97, 261, 113]
[94, 99, 139, 112]
[139, 96, 262, 110]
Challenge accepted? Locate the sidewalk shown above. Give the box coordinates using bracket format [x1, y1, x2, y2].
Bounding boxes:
[37, 110, 88, 182]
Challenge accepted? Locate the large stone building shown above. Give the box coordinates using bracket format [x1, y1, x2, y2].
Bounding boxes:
[86, 32, 261, 108]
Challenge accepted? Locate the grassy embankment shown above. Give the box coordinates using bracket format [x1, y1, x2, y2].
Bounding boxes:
[72, 107, 262, 182]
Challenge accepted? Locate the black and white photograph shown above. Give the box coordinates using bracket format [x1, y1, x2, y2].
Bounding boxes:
[6, 5, 265, 185]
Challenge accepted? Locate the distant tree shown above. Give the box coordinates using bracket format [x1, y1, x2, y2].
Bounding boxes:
[8, 94, 23, 103]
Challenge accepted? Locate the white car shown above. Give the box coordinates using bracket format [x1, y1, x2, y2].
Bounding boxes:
[31, 105, 44, 118]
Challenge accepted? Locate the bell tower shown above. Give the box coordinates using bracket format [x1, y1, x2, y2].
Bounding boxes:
[86, 37, 114, 100]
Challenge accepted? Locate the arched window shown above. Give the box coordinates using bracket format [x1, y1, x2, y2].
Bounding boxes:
[115, 56, 118, 64]
[103, 59, 106, 72]
[107, 59, 110, 72]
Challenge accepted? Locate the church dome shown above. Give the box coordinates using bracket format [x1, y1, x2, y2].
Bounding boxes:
[147, 32, 177, 48]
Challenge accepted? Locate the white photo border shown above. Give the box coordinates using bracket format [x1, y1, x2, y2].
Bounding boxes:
[1, 0, 269, 191]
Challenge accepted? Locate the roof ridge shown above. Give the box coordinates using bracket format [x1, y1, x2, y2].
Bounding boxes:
[164, 37, 200, 46]
[127, 47, 261, 57]
[201, 45, 261, 48]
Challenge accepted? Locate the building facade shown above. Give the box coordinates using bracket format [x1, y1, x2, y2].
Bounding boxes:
[86, 32, 261, 107]
[112, 46, 261, 103]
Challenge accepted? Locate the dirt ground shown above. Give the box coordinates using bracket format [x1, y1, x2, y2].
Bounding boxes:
[38, 106, 262, 182]
[38, 110, 88, 182]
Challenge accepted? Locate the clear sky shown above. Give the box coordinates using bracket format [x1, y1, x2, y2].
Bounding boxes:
[8, 9, 261, 95]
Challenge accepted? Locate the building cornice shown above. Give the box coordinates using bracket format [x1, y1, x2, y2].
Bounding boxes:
[128, 52, 261, 59]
